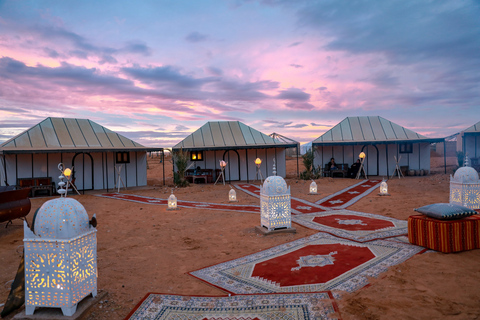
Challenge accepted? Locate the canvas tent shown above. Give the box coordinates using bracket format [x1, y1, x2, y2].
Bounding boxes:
[172, 121, 299, 181]
[312, 116, 444, 176]
[0, 117, 164, 191]
[457, 121, 480, 160]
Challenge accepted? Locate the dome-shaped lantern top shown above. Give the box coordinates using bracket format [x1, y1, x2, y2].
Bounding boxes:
[33, 198, 90, 239]
[453, 166, 479, 183]
[262, 176, 289, 196]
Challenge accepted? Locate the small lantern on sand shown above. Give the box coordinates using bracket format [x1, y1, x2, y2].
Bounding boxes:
[229, 186, 238, 202]
[167, 189, 178, 210]
[379, 180, 390, 196]
[309, 180, 318, 195]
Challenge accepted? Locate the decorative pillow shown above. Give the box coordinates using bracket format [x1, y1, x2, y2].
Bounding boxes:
[414, 203, 478, 220]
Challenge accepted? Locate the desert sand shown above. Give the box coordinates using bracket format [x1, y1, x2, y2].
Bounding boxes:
[1, 155, 479, 320]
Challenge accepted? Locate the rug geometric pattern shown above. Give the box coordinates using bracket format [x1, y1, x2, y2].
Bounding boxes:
[234, 184, 326, 214]
[96, 193, 261, 213]
[292, 209, 408, 242]
[126, 292, 340, 320]
[314, 180, 382, 209]
[190, 232, 424, 298]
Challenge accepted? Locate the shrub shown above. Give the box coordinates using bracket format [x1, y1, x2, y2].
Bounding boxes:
[172, 149, 190, 187]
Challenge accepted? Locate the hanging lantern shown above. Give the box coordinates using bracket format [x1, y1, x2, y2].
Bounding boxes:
[229, 187, 238, 202]
[167, 189, 178, 210]
[379, 180, 390, 196]
[23, 198, 97, 316]
[309, 180, 318, 195]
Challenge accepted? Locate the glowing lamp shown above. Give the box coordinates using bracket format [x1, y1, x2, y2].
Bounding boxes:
[359, 152, 366, 159]
[220, 160, 227, 168]
[309, 180, 318, 195]
[63, 168, 72, 178]
[167, 189, 178, 210]
[260, 169, 292, 231]
[379, 180, 390, 196]
[23, 198, 97, 316]
[449, 158, 480, 209]
[255, 158, 262, 166]
[229, 187, 238, 202]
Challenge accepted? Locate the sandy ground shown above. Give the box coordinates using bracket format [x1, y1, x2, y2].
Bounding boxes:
[1, 155, 479, 320]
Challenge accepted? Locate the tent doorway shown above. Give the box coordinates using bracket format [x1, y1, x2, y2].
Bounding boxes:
[72, 152, 94, 191]
[223, 150, 240, 181]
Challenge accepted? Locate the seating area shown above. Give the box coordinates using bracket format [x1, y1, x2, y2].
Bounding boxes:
[323, 163, 349, 178]
[16, 177, 56, 197]
[185, 169, 216, 184]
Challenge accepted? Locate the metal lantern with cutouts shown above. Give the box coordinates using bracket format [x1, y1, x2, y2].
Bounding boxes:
[229, 187, 238, 202]
[450, 159, 480, 209]
[23, 197, 97, 316]
[167, 190, 178, 210]
[309, 180, 318, 195]
[260, 162, 291, 231]
[379, 180, 390, 196]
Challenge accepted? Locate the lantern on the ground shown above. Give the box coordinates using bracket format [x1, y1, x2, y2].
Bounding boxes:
[260, 161, 291, 231]
[450, 157, 480, 209]
[23, 198, 97, 316]
[229, 186, 238, 202]
[309, 180, 318, 195]
[379, 180, 390, 196]
[167, 189, 178, 210]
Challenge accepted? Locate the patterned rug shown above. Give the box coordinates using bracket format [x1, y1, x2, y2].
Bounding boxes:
[96, 193, 260, 213]
[126, 292, 340, 320]
[234, 184, 326, 214]
[315, 180, 382, 209]
[235, 180, 381, 212]
[189, 232, 424, 298]
[291, 209, 408, 242]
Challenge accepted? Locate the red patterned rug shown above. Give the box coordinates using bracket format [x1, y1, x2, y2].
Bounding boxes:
[96, 193, 260, 213]
[125, 292, 340, 320]
[315, 180, 381, 209]
[292, 209, 408, 242]
[234, 184, 326, 214]
[189, 232, 424, 298]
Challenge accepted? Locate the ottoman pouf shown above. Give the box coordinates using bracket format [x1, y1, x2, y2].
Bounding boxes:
[408, 214, 480, 253]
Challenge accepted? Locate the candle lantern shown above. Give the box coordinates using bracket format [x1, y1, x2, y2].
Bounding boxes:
[379, 180, 390, 196]
[260, 161, 292, 231]
[229, 187, 238, 202]
[167, 189, 178, 210]
[23, 197, 97, 316]
[309, 180, 318, 195]
[450, 157, 480, 209]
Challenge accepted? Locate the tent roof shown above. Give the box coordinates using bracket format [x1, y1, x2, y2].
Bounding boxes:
[312, 116, 444, 146]
[0, 117, 163, 154]
[463, 121, 480, 135]
[172, 121, 298, 151]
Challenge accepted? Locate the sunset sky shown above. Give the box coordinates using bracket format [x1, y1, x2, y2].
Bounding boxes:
[1, 0, 479, 147]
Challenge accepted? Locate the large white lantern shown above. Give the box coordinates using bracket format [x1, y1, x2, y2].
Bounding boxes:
[450, 160, 480, 209]
[260, 174, 292, 231]
[23, 198, 97, 316]
[167, 189, 178, 210]
[309, 180, 318, 195]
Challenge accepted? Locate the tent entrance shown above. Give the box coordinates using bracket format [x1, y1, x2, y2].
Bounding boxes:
[72, 152, 94, 191]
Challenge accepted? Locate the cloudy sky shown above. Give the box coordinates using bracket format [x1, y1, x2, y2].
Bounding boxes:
[1, 0, 479, 147]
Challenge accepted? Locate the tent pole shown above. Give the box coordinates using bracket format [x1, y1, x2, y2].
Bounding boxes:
[297, 145, 299, 178]
[162, 150, 165, 186]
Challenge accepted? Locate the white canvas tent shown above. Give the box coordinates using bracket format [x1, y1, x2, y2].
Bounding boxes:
[172, 121, 299, 181]
[312, 116, 444, 176]
[0, 117, 163, 191]
[457, 121, 480, 160]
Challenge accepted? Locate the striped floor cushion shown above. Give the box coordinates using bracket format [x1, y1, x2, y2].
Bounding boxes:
[408, 214, 480, 253]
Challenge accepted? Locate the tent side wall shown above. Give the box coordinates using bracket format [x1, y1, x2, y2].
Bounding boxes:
[464, 134, 480, 159]
[313, 142, 431, 176]
[176, 147, 288, 180]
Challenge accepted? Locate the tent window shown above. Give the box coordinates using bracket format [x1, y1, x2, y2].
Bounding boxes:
[399, 143, 413, 154]
[190, 151, 203, 161]
[116, 152, 130, 163]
